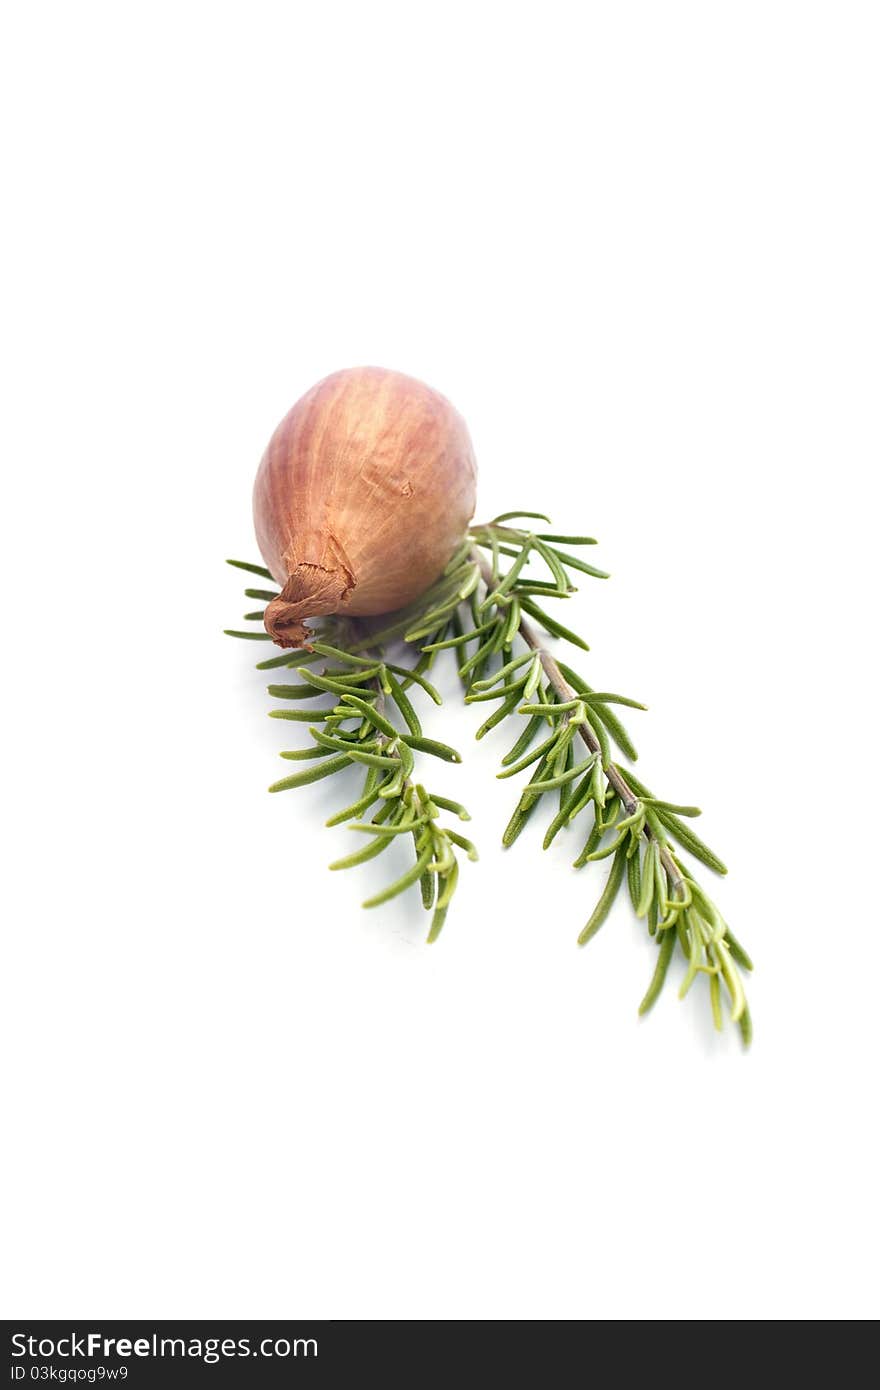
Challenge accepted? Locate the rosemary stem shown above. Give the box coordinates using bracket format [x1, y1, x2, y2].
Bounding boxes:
[470, 548, 685, 896]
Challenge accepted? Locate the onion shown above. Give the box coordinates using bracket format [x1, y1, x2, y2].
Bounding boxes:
[253, 366, 478, 647]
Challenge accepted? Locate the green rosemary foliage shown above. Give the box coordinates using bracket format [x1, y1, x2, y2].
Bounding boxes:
[225, 561, 477, 941]
[464, 519, 752, 1043]
[226, 519, 751, 1042]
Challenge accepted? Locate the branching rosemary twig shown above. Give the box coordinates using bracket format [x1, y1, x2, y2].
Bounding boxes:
[225, 559, 477, 941]
[226, 518, 752, 1042]
[456, 518, 752, 1042]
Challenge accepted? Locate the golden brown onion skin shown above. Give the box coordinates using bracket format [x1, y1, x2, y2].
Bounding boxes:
[253, 366, 477, 647]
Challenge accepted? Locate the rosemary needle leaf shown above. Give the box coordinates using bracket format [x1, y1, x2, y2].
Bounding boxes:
[309, 642, 375, 667]
[725, 928, 754, 972]
[457, 567, 480, 601]
[401, 735, 462, 763]
[425, 901, 448, 942]
[311, 731, 399, 769]
[501, 597, 522, 646]
[429, 836, 456, 876]
[613, 768, 651, 798]
[464, 681, 525, 706]
[480, 541, 526, 558]
[386, 671, 422, 735]
[428, 794, 471, 821]
[653, 810, 728, 875]
[226, 558, 274, 579]
[458, 630, 502, 680]
[397, 741, 415, 779]
[584, 828, 626, 863]
[475, 691, 522, 739]
[488, 510, 552, 524]
[524, 758, 593, 796]
[362, 840, 434, 909]
[297, 668, 371, 697]
[555, 665, 637, 759]
[553, 551, 610, 579]
[422, 619, 496, 651]
[244, 587, 280, 601]
[565, 771, 600, 825]
[590, 714, 611, 767]
[532, 537, 570, 594]
[279, 746, 338, 761]
[256, 649, 322, 670]
[267, 683, 323, 701]
[638, 928, 677, 1015]
[519, 598, 590, 651]
[534, 534, 597, 545]
[518, 700, 579, 716]
[501, 715, 544, 766]
[627, 844, 642, 911]
[338, 693, 398, 738]
[329, 834, 398, 871]
[709, 972, 723, 1030]
[348, 818, 428, 836]
[496, 731, 558, 778]
[470, 651, 533, 691]
[647, 895, 659, 938]
[489, 532, 501, 583]
[426, 904, 449, 942]
[446, 830, 479, 861]
[436, 856, 460, 910]
[269, 707, 332, 721]
[522, 654, 543, 700]
[573, 817, 605, 868]
[584, 692, 648, 710]
[643, 799, 701, 818]
[405, 603, 462, 642]
[590, 705, 638, 761]
[324, 666, 383, 685]
[388, 664, 442, 703]
[557, 767, 573, 818]
[578, 844, 627, 945]
[224, 629, 273, 640]
[717, 940, 747, 1023]
[269, 754, 352, 792]
[479, 542, 533, 612]
[501, 757, 550, 847]
[419, 856, 436, 909]
[600, 793, 621, 831]
[379, 766, 405, 799]
[636, 842, 658, 917]
[326, 787, 383, 827]
[543, 771, 591, 849]
[513, 581, 574, 596]
[243, 610, 266, 621]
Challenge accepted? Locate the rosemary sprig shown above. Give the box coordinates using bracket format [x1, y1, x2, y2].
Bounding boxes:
[463, 524, 752, 1042]
[226, 524, 752, 1043]
[225, 562, 475, 940]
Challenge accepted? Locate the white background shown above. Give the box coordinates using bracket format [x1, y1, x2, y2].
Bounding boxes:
[2, 2, 878, 1321]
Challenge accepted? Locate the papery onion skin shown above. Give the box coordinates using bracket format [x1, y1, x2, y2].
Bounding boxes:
[253, 366, 477, 647]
